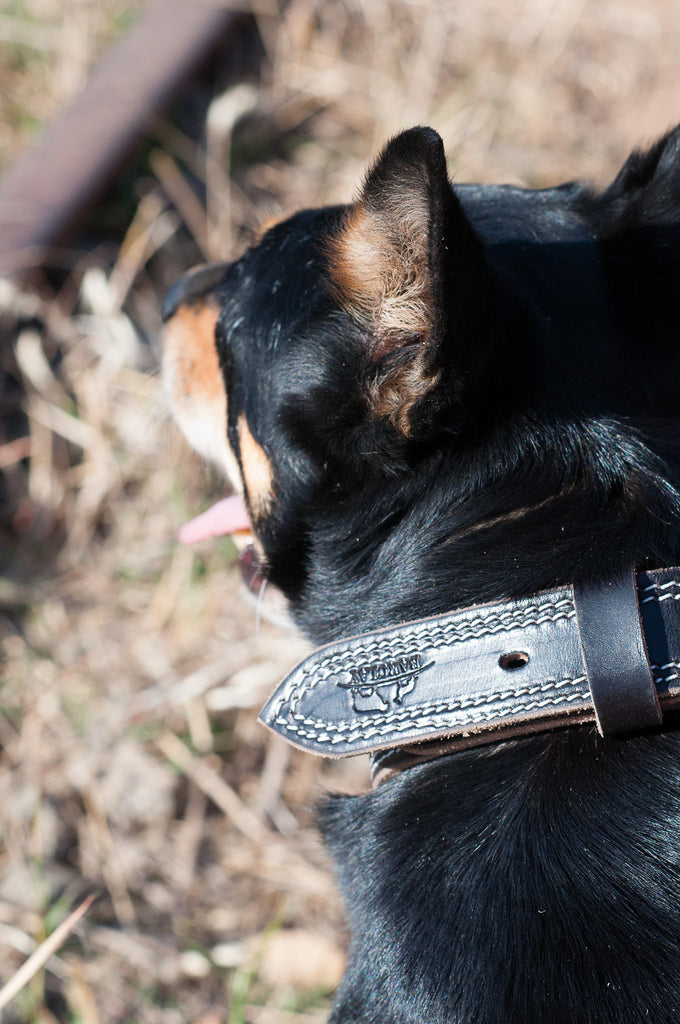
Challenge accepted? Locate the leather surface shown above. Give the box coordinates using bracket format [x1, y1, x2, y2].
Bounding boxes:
[573, 568, 661, 735]
[259, 567, 680, 758]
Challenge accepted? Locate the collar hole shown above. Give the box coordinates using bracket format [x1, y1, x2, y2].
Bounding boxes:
[499, 651, 530, 671]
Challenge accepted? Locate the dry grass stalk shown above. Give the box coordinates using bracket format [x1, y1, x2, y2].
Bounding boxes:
[0, 895, 95, 1014]
[154, 731, 266, 842]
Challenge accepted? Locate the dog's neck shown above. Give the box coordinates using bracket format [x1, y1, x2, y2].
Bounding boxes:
[321, 724, 680, 1024]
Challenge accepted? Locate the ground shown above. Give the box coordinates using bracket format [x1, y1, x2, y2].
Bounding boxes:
[1, 0, 680, 1021]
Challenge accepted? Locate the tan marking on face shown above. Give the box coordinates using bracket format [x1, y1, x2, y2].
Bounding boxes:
[161, 300, 242, 490]
[238, 414, 274, 519]
[164, 302, 222, 400]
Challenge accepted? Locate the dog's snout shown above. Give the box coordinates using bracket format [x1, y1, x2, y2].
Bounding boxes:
[161, 261, 232, 323]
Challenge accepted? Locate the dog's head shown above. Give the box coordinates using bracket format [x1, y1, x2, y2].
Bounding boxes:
[162, 126, 680, 643]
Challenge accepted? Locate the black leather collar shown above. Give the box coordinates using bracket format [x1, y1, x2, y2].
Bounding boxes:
[259, 566, 680, 784]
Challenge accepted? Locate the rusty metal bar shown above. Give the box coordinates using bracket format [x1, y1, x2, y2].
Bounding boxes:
[0, 0, 250, 277]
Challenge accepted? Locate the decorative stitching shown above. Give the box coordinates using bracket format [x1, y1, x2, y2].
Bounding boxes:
[653, 663, 680, 686]
[274, 675, 589, 743]
[285, 675, 586, 733]
[271, 596, 576, 718]
[639, 580, 680, 604]
[275, 682, 590, 745]
[309, 598, 574, 676]
[638, 580, 680, 592]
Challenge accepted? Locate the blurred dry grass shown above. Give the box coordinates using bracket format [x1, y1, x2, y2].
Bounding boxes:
[0, 0, 139, 170]
[2, 0, 680, 1020]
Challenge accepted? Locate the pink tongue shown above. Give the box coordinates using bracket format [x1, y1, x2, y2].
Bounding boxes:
[178, 494, 251, 545]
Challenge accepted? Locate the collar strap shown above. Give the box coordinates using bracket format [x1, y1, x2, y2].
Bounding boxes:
[259, 567, 680, 781]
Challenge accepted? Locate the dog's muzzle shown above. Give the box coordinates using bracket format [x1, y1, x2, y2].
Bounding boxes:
[259, 566, 680, 783]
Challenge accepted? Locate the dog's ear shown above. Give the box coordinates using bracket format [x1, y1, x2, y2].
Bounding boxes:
[329, 127, 491, 436]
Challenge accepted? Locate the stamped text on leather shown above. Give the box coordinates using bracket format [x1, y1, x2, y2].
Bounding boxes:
[335, 653, 435, 712]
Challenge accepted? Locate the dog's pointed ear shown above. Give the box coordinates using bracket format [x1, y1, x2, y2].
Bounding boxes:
[329, 127, 491, 436]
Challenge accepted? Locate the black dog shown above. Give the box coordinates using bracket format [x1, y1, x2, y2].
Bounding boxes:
[162, 126, 680, 1022]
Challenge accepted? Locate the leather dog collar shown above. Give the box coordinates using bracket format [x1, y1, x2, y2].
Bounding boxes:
[259, 566, 680, 783]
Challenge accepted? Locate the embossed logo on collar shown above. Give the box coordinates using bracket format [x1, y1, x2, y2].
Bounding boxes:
[335, 654, 435, 712]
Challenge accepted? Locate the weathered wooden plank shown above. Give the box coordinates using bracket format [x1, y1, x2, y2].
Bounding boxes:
[0, 0, 249, 276]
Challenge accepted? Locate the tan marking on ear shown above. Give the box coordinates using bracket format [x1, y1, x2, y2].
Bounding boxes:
[329, 203, 432, 339]
[238, 414, 274, 520]
[252, 213, 285, 245]
[369, 357, 440, 435]
[161, 300, 241, 488]
[328, 204, 438, 436]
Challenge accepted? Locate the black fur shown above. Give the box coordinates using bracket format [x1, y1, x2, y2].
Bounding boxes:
[169, 126, 680, 1021]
